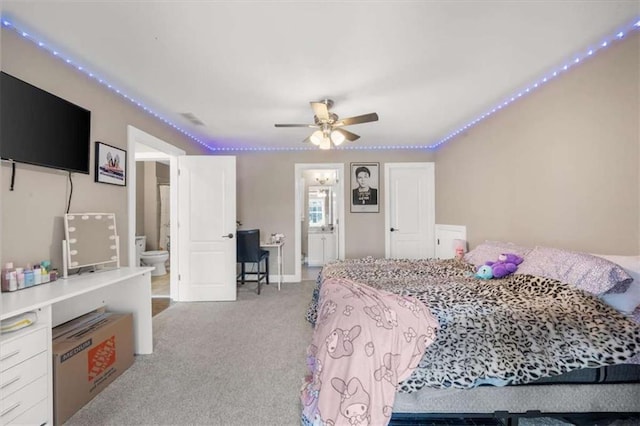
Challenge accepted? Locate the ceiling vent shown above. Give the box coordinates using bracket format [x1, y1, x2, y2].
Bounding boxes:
[180, 112, 205, 126]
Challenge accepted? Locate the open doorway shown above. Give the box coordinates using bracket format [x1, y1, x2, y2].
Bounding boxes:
[294, 163, 345, 282]
[127, 126, 185, 313]
[138, 160, 170, 311]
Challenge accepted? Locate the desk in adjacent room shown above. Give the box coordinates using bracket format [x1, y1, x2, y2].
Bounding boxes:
[260, 241, 284, 290]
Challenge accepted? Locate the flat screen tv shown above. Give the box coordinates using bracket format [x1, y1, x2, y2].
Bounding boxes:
[1, 71, 91, 174]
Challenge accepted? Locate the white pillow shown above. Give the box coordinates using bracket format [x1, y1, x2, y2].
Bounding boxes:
[594, 254, 640, 314]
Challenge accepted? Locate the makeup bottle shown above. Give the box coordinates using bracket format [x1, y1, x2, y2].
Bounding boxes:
[16, 267, 25, 289]
[1, 262, 14, 291]
[24, 266, 34, 287]
[33, 265, 42, 285]
[8, 271, 17, 291]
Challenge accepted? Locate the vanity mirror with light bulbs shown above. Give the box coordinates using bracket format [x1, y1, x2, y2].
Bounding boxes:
[62, 212, 120, 278]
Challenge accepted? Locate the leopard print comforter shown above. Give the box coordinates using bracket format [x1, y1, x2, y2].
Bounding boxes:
[305, 257, 640, 392]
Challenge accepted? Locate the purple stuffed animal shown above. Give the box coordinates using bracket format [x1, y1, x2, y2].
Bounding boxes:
[485, 253, 523, 278]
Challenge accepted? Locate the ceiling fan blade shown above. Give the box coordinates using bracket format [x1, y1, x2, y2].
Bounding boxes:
[332, 128, 360, 142]
[302, 136, 312, 143]
[310, 101, 330, 122]
[334, 112, 379, 127]
[274, 123, 317, 128]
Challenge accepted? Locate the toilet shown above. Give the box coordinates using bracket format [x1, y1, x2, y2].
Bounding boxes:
[140, 250, 169, 276]
[136, 235, 169, 276]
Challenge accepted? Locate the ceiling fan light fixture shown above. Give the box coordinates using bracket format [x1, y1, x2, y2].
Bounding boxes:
[319, 137, 331, 150]
[275, 99, 378, 150]
[309, 130, 323, 146]
[330, 130, 346, 146]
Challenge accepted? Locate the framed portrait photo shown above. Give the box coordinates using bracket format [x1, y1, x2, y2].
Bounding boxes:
[350, 162, 379, 213]
[95, 141, 127, 186]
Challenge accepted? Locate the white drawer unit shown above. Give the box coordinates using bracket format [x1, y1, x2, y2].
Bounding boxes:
[0, 326, 48, 372]
[0, 308, 52, 426]
[0, 375, 48, 426]
[0, 267, 153, 426]
[5, 399, 48, 426]
[0, 352, 49, 396]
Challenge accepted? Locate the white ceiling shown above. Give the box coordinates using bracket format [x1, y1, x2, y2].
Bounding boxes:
[2, 1, 638, 151]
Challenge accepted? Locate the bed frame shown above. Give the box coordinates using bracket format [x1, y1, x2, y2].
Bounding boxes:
[391, 382, 640, 425]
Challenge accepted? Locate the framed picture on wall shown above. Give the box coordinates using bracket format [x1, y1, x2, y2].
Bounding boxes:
[350, 162, 379, 213]
[95, 141, 127, 186]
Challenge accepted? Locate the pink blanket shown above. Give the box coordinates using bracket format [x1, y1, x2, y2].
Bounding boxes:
[301, 277, 439, 426]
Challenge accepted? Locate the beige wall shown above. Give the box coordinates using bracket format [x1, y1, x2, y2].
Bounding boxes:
[135, 162, 170, 251]
[2, 26, 638, 277]
[1, 29, 204, 269]
[234, 150, 434, 274]
[435, 32, 640, 254]
[143, 162, 158, 251]
[235, 33, 640, 270]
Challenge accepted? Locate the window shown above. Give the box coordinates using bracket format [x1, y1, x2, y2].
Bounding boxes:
[308, 199, 325, 227]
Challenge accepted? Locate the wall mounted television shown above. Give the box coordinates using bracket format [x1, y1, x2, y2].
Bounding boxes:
[1, 71, 91, 174]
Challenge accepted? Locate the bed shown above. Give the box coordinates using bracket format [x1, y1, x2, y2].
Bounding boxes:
[301, 242, 640, 425]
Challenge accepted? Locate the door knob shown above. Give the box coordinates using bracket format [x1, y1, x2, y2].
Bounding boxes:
[222, 233, 234, 239]
[390, 227, 399, 232]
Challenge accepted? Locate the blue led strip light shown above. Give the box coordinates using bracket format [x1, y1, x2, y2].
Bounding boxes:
[3, 16, 638, 152]
[427, 17, 640, 150]
[1, 17, 215, 152]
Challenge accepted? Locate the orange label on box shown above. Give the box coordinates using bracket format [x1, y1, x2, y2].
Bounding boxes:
[88, 336, 116, 381]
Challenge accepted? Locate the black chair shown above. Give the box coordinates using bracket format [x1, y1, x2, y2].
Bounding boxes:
[236, 229, 269, 294]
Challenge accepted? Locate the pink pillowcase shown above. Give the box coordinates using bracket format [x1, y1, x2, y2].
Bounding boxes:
[464, 240, 533, 267]
[515, 246, 633, 295]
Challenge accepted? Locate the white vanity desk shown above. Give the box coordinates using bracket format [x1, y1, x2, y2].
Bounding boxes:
[260, 241, 284, 291]
[0, 267, 153, 425]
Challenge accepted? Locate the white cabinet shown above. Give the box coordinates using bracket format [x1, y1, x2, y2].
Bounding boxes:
[434, 224, 467, 259]
[324, 233, 336, 264]
[0, 267, 153, 426]
[308, 234, 324, 267]
[0, 308, 52, 426]
[308, 233, 337, 267]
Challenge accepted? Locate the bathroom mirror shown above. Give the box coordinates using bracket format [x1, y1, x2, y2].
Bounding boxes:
[308, 186, 333, 229]
[63, 213, 120, 277]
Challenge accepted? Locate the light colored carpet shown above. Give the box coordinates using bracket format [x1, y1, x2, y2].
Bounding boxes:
[66, 280, 316, 426]
[64, 277, 639, 426]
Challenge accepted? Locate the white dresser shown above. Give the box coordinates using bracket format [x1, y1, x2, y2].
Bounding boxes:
[0, 311, 51, 426]
[0, 267, 153, 425]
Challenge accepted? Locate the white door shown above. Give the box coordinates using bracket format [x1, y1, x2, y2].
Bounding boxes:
[177, 156, 236, 301]
[385, 163, 435, 259]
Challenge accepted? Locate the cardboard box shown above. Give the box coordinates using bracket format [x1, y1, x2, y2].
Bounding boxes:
[52, 312, 134, 425]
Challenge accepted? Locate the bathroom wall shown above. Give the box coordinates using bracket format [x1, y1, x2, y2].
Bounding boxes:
[135, 161, 170, 251]
[156, 163, 170, 250]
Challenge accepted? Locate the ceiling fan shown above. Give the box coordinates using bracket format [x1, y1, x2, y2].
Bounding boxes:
[275, 99, 379, 149]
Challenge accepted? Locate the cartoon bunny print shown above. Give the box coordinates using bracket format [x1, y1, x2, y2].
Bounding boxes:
[325, 326, 361, 359]
[330, 377, 371, 426]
